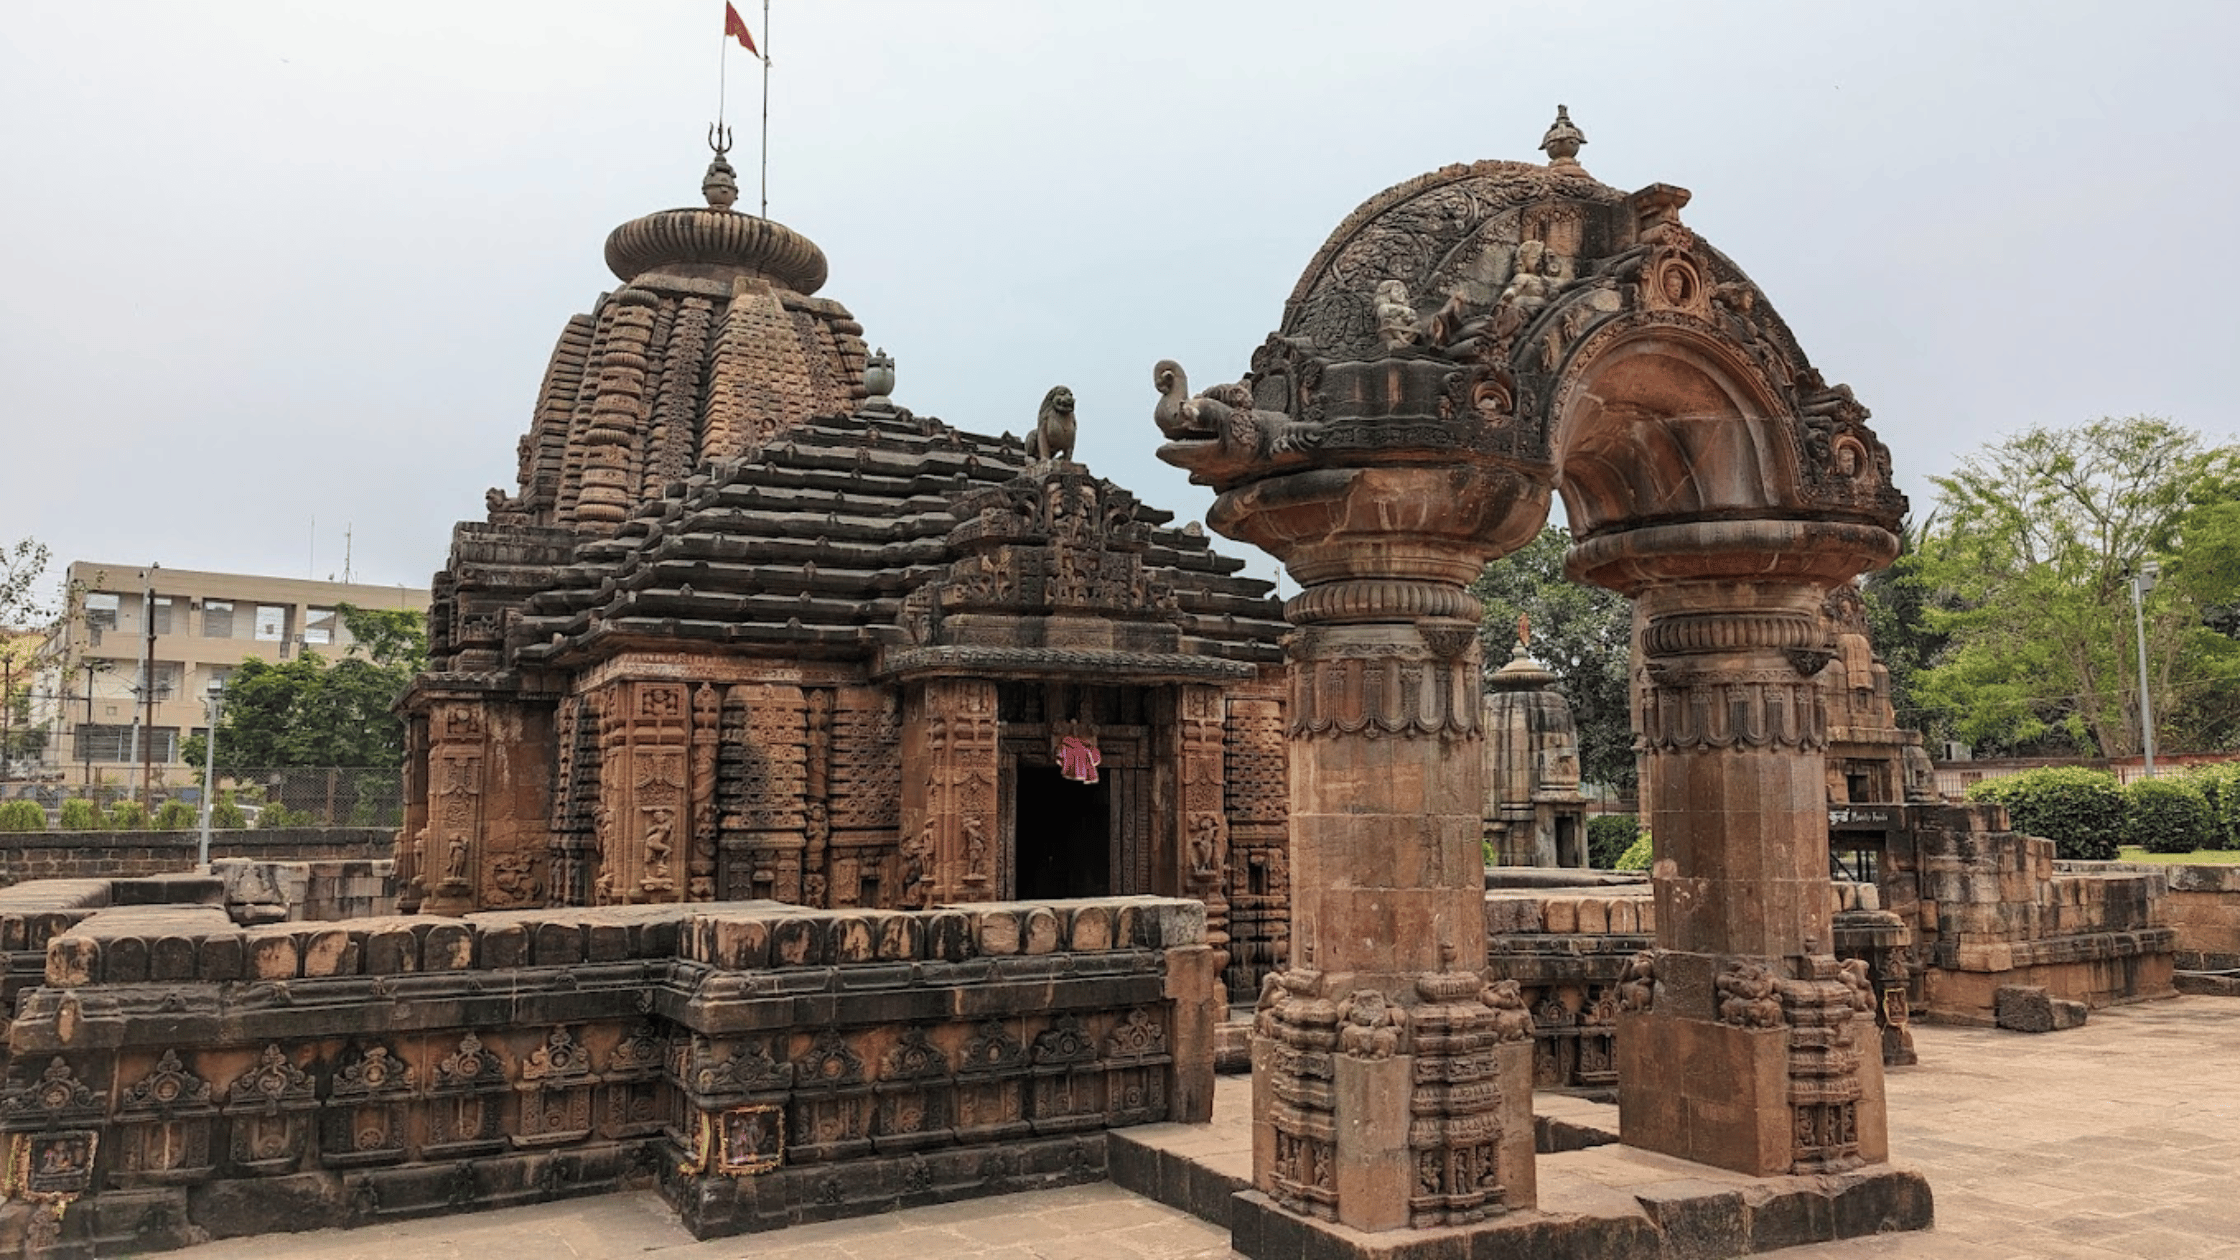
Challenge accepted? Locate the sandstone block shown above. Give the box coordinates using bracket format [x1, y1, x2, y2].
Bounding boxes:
[1994, 984, 2088, 1033]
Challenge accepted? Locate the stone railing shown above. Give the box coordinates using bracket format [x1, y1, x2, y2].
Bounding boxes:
[0, 829, 395, 885]
[0, 895, 1218, 1255]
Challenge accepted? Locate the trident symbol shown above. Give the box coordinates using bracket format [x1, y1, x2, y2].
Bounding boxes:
[707, 123, 733, 156]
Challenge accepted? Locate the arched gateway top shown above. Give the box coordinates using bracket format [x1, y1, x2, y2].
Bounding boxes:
[1153, 126, 1905, 598]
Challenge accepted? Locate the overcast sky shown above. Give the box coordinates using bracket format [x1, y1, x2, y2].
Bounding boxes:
[3, 1, 2235, 603]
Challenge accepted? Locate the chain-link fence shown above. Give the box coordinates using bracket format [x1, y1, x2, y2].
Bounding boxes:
[220, 767, 403, 827]
[1, 767, 402, 828]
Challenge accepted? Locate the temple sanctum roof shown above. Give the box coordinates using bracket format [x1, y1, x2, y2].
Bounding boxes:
[423, 149, 1286, 686]
[506, 399, 1286, 675]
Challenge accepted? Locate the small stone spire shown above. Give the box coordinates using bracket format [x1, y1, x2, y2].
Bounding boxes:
[703, 123, 740, 211]
[1540, 105, 1587, 170]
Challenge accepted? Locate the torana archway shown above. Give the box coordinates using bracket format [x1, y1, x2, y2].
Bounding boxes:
[1154, 111, 1912, 1244]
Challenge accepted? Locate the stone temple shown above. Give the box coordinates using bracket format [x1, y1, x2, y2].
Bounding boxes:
[396, 146, 1294, 1001]
[37, 110, 2211, 1258]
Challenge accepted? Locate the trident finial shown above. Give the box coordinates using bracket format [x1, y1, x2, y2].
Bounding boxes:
[702, 127, 741, 211]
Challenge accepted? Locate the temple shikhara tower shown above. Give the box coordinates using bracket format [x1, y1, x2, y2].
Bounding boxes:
[398, 144, 1290, 996]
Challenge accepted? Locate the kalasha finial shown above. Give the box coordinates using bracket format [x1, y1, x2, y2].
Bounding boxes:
[1517, 611, 1531, 648]
[1540, 105, 1587, 168]
[703, 124, 740, 210]
[862, 347, 896, 402]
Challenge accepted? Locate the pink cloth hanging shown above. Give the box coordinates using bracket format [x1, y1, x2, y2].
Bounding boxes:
[1057, 735, 1102, 785]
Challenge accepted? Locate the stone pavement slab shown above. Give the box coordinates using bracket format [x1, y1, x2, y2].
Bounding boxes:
[156, 997, 2240, 1260]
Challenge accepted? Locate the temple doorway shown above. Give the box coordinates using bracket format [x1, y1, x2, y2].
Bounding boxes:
[1014, 764, 1110, 899]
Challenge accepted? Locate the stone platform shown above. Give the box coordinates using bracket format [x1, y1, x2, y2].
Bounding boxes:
[1113, 1082, 1929, 1259]
[138, 996, 2240, 1260]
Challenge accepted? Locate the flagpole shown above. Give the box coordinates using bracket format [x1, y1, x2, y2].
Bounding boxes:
[759, 0, 771, 218]
[717, 9, 728, 129]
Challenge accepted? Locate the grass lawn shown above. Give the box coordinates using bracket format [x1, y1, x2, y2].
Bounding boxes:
[2115, 846, 2240, 865]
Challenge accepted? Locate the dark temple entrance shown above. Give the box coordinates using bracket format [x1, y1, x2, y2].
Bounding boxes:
[1014, 764, 1111, 900]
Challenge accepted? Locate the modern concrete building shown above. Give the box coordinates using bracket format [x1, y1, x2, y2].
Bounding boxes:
[31, 563, 428, 788]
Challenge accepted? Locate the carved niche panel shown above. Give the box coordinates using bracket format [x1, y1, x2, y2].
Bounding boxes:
[719, 684, 809, 903]
[903, 679, 999, 907]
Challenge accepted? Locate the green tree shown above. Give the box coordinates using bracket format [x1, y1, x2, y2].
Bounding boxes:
[1914, 418, 2240, 757]
[0, 537, 50, 627]
[0, 539, 53, 769]
[1471, 525, 1637, 791]
[1860, 518, 1950, 746]
[188, 607, 427, 773]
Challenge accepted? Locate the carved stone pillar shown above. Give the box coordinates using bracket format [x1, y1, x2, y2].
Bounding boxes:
[1573, 520, 1896, 1178]
[420, 702, 487, 918]
[688, 684, 721, 902]
[1172, 431, 1545, 1233]
[394, 713, 430, 915]
[1177, 684, 1230, 973]
[587, 681, 695, 905]
[900, 678, 999, 906]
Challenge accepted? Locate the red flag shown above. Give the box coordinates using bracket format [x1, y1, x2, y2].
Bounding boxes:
[723, 3, 759, 56]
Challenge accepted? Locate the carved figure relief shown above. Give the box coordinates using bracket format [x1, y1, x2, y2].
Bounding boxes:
[1482, 979, 1534, 1042]
[1716, 961, 1784, 1029]
[1617, 951, 1657, 1013]
[486, 852, 544, 908]
[1336, 990, 1404, 1059]
[1374, 280, 1424, 351]
[1188, 812, 1225, 879]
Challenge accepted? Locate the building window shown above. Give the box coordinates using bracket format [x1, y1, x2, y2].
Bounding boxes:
[254, 605, 287, 642]
[151, 596, 174, 635]
[141, 662, 181, 701]
[304, 606, 337, 647]
[204, 601, 235, 639]
[75, 725, 178, 763]
[85, 593, 120, 631]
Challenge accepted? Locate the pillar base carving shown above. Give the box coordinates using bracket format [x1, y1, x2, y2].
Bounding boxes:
[1616, 950, 1887, 1177]
[1249, 958, 1536, 1233]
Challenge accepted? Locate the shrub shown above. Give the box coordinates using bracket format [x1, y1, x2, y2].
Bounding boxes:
[1966, 767, 2124, 861]
[0, 801, 45, 832]
[2125, 777, 2215, 855]
[1614, 830, 1654, 871]
[1588, 814, 1640, 869]
[211, 793, 247, 830]
[2182, 764, 2240, 850]
[153, 799, 197, 830]
[58, 798, 98, 831]
[255, 803, 313, 829]
[106, 800, 150, 831]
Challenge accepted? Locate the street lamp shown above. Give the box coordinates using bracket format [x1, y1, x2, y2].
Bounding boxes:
[2130, 559, 2161, 779]
[196, 677, 224, 871]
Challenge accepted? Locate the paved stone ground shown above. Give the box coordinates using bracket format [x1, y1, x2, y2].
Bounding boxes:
[162, 996, 2240, 1259]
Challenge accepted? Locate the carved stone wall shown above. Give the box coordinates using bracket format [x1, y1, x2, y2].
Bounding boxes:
[0, 896, 1215, 1251]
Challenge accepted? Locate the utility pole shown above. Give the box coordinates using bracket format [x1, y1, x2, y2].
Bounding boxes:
[80, 661, 96, 791]
[1, 651, 14, 780]
[139, 567, 158, 813]
[2131, 560, 2161, 779]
